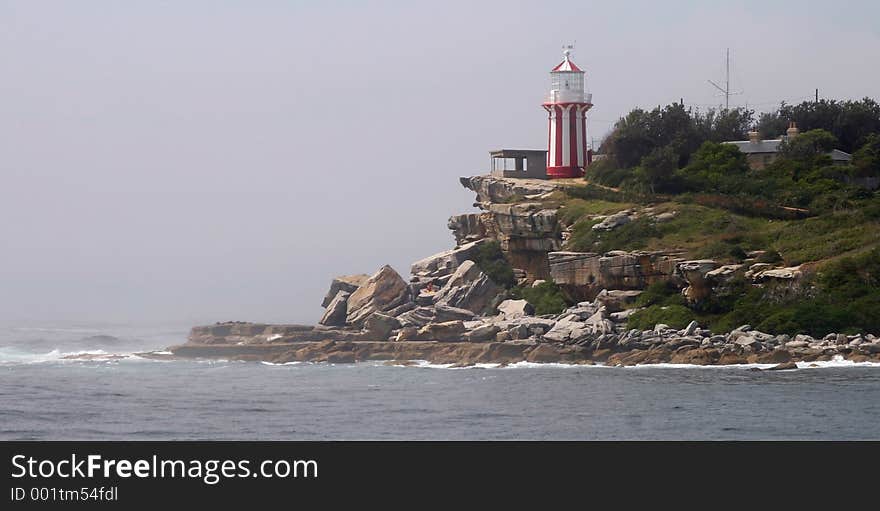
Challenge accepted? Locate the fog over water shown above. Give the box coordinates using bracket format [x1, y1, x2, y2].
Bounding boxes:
[2, 1, 878, 324]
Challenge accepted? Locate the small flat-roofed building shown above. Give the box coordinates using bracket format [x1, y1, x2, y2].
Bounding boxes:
[489, 149, 548, 179]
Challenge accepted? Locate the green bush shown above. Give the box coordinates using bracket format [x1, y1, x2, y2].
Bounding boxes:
[627, 304, 696, 330]
[510, 281, 571, 315]
[472, 241, 516, 288]
[634, 280, 684, 308]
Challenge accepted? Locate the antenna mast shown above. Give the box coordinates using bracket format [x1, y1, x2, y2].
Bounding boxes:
[707, 48, 741, 110]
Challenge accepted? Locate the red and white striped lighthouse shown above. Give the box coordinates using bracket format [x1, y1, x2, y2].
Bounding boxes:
[542, 46, 593, 179]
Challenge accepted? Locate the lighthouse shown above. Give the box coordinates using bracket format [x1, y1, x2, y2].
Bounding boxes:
[542, 46, 593, 179]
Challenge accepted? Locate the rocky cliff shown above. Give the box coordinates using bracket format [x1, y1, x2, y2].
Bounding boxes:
[171, 174, 879, 367]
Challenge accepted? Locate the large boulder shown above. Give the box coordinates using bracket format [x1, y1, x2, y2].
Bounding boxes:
[318, 290, 349, 327]
[321, 274, 369, 308]
[465, 323, 501, 343]
[414, 321, 467, 342]
[497, 299, 535, 320]
[434, 272, 501, 314]
[395, 304, 475, 328]
[410, 239, 488, 279]
[346, 265, 411, 327]
[433, 304, 477, 322]
[594, 289, 642, 312]
[362, 313, 400, 340]
[592, 211, 632, 231]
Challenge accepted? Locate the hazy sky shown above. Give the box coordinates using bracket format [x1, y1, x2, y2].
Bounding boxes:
[2, 1, 878, 324]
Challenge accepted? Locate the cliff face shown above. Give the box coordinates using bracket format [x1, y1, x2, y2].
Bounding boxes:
[450, 176, 562, 280]
[548, 250, 684, 301]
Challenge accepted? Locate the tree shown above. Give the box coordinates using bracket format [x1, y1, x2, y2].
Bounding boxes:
[756, 110, 787, 139]
[778, 129, 838, 162]
[852, 133, 880, 178]
[677, 141, 749, 193]
[635, 145, 679, 193]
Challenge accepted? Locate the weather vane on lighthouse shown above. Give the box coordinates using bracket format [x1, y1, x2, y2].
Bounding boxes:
[543, 44, 593, 179]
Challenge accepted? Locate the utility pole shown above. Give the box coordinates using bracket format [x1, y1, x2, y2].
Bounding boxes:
[816, 88, 819, 103]
[707, 48, 741, 110]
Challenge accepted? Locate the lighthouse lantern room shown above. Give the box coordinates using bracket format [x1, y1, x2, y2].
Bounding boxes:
[543, 46, 593, 179]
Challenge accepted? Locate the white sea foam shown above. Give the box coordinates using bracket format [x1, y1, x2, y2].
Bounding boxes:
[386, 356, 880, 371]
[259, 361, 303, 366]
[796, 355, 880, 369]
[629, 362, 776, 370]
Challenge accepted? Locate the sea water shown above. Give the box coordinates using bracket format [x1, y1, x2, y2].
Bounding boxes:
[1, 320, 879, 440]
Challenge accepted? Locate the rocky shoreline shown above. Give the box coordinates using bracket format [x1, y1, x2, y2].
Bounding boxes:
[168, 310, 880, 368]
[166, 175, 879, 369]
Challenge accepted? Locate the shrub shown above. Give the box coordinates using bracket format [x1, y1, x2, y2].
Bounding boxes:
[510, 281, 571, 315]
[627, 304, 695, 330]
[634, 280, 684, 308]
[472, 241, 516, 288]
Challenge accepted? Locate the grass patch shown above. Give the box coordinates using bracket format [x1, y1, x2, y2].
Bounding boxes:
[557, 198, 632, 226]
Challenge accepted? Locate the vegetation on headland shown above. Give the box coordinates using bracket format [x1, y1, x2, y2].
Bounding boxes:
[551, 98, 880, 336]
[474, 240, 573, 315]
[510, 280, 570, 315]
[627, 248, 880, 337]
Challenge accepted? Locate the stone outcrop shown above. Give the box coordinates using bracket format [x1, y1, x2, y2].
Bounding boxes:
[497, 299, 535, 319]
[410, 239, 488, 278]
[592, 211, 633, 231]
[449, 178, 564, 281]
[346, 265, 410, 327]
[321, 274, 369, 308]
[430, 260, 502, 314]
[319, 290, 350, 326]
[458, 175, 557, 204]
[677, 260, 720, 303]
[548, 250, 683, 300]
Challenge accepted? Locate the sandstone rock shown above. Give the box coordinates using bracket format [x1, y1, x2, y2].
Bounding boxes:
[434, 273, 501, 314]
[592, 211, 632, 231]
[682, 320, 699, 336]
[321, 274, 369, 308]
[744, 263, 773, 279]
[785, 340, 809, 349]
[394, 326, 419, 342]
[677, 260, 720, 303]
[345, 265, 411, 327]
[363, 313, 400, 340]
[753, 266, 803, 283]
[705, 264, 744, 284]
[410, 239, 488, 278]
[654, 211, 677, 222]
[433, 304, 477, 322]
[526, 344, 563, 363]
[497, 299, 535, 319]
[594, 289, 642, 312]
[385, 301, 417, 318]
[466, 324, 501, 342]
[447, 213, 489, 245]
[767, 361, 798, 371]
[396, 307, 437, 328]
[548, 250, 683, 300]
[318, 290, 350, 327]
[459, 175, 557, 204]
[734, 336, 761, 347]
[415, 321, 467, 342]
